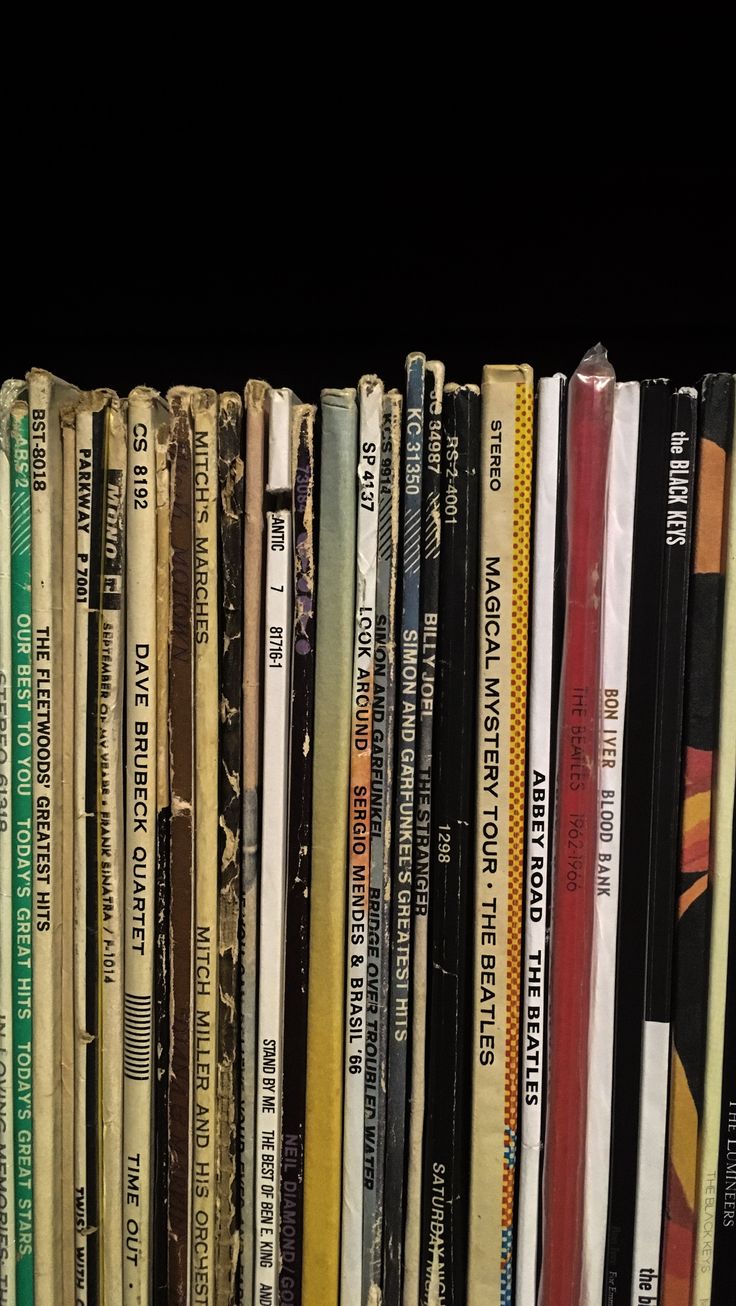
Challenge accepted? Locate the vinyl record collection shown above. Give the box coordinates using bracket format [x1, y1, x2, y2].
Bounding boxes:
[0, 348, 734, 1306]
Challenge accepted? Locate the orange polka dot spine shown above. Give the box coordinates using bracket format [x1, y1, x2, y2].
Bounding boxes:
[468, 366, 534, 1306]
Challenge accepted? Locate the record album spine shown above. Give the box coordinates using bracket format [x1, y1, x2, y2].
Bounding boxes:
[73, 395, 105, 1306]
[98, 399, 127, 1305]
[60, 397, 77, 1306]
[124, 389, 165, 1306]
[540, 345, 615, 1306]
[581, 381, 640, 1306]
[28, 367, 78, 1303]
[604, 379, 673, 1303]
[302, 387, 358, 1306]
[468, 365, 534, 1306]
[240, 378, 269, 1306]
[693, 386, 736, 1304]
[420, 382, 481, 1306]
[709, 395, 736, 1306]
[255, 386, 295, 1306]
[254, 500, 292, 1306]
[215, 391, 244, 1306]
[279, 401, 317, 1306]
[190, 388, 220, 1306]
[363, 389, 402, 1306]
[153, 408, 171, 1304]
[341, 376, 382, 1305]
[631, 387, 697, 1302]
[167, 387, 195, 1306]
[0, 384, 19, 1306]
[10, 399, 33, 1306]
[384, 353, 426, 1306]
[661, 374, 733, 1306]
[515, 375, 566, 1306]
[403, 361, 444, 1306]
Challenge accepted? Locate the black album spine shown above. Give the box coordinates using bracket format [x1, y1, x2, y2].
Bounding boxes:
[279, 403, 318, 1306]
[604, 379, 672, 1304]
[216, 392, 244, 1302]
[403, 361, 444, 1306]
[645, 388, 698, 1023]
[419, 383, 480, 1306]
[630, 386, 698, 1291]
[383, 353, 426, 1305]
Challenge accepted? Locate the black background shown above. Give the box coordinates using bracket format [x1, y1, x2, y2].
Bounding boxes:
[5, 166, 734, 397]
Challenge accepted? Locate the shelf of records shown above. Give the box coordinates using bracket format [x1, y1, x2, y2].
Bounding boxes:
[0, 353, 734, 1306]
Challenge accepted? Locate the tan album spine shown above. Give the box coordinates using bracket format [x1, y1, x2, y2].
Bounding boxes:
[61, 402, 78, 1306]
[124, 388, 167, 1306]
[167, 387, 196, 1306]
[340, 375, 382, 1305]
[153, 404, 171, 1302]
[99, 399, 127, 1305]
[72, 395, 97, 1306]
[190, 389, 220, 1305]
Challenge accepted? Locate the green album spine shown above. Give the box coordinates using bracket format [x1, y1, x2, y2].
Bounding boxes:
[27, 368, 78, 1304]
[11, 399, 33, 1305]
[0, 381, 21, 1306]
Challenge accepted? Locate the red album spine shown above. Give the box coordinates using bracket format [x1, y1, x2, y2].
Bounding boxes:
[539, 344, 615, 1306]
